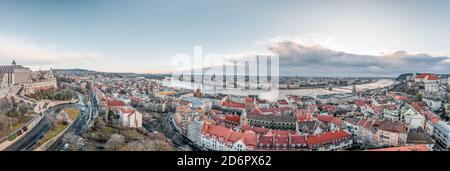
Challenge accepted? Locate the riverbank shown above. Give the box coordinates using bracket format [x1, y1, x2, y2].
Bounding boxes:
[162, 79, 395, 100]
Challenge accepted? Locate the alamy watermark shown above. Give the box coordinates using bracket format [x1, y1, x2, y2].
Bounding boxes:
[170, 46, 279, 100]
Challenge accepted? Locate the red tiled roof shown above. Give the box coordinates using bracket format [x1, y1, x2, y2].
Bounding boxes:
[362, 120, 375, 129]
[130, 96, 144, 102]
[214, 117, 225, 123]
[274, 135, 289, 145]
[255, 107, 291, 116]
[252, 127, 270, 135]
[416, 74, 440, 81]
[357, 118, 368, 127]
[107, 100, 126, 107]
[376, 120, 407, 134]
[228, 132, 243, 143]
[386, 104, 398, 110]
[367, 144, 431, 151]
[260, 108, 280, 113]
[322, 105, 337, 112]
[371, 105, 385, 114]
[426, 75, 440, 80]
[278, 107, 292, 114]
[355, 117, 376, 129]
[224, 114, 241, 124]
[120, 107, 136, 116]
[410, 101, 427, 113]
[355, 99, 371, 106]
[306, 130, 351, 145]
[259, 108, 282, 115]
[290, 134, 307, 145]
[393, 95, 408, 101]
[430, 116, 441, 124]
[331, 117, 345, 127]
[202, 124, 231, 141]
[422, 111, 436, 120]
[120, 108, 135, 113]
[271, 130, 295, 136]
[415, 74, 427, 79]
[315, 114, 334, 123]
[297, 113, 314, 122]
[258, 135, 274, 146]
[241, 124, 252, 132]
[208, 109, 222, 115]
[277, 100, 289, 105]
[205, 124, 257, 148]
[222, 100, 245, 109]
[242, 133, 258, 147]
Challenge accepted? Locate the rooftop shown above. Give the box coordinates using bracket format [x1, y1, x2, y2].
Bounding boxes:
[306, 130, 351, 145]
[367, 144, 432, 151]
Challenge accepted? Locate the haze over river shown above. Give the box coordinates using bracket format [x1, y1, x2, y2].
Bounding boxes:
[162, 79, 395, 101]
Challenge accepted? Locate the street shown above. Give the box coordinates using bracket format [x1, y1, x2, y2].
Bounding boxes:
[5, 91, 91, 151]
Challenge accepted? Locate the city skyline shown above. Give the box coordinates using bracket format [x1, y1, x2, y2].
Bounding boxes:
[0, 0, 450, 76]
[2, 0, 450, 164]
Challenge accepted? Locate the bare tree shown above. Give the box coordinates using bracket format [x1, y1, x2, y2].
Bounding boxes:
[148, 139, 174, 151]
[120, 141, 145, 151]
[46, 115, 58, 131]
[105, 133, 125, 151]
[94, 117, 107, 130]
[0, 114, 9, 132]
[118, 138, 173, 151]
[18, 103, 29, 116]
[62, 133, 84, 151]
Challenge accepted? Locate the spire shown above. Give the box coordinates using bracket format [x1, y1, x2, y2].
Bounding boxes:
[352, 83, 356, 94]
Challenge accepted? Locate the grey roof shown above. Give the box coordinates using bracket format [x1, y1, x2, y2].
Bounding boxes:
[407, 129, 434, 145]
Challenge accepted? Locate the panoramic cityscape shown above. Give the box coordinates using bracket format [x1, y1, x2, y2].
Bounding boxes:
[1, 60, 449, 151]
[0, 0, 450, 153]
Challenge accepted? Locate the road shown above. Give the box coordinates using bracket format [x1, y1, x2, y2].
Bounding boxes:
[4, 117, 50, 151]
[48, 91, 93, 151]
[4, 103, 78, 151]
[48, 87, 98, 151]
[5, 91, 91, 151]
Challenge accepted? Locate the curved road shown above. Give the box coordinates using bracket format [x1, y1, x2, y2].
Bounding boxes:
[48, 89, 97, 151]
[5, 92, 90, 151]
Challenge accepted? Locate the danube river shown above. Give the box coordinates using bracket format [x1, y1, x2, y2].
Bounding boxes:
[162, 79, 395, 101]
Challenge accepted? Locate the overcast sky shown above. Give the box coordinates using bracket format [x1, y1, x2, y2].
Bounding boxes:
[0, 0, 449, 76]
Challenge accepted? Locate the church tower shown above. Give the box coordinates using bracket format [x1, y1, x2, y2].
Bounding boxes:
[352, 83, 356, 95]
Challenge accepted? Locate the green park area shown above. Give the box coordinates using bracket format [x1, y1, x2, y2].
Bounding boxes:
[0, 108, 37, 141]
[26, 88, 74, 101]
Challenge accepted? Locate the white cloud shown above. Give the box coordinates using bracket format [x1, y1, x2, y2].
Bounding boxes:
[268, 40, 450, 76]
[255, 35, 354, 54]
[0, 34, 101, 68]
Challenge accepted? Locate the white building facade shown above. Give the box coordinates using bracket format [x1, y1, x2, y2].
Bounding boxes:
[433, 121, 450, 149]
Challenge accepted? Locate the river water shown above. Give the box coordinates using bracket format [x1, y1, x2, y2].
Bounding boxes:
[162, 79, 395, 100]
